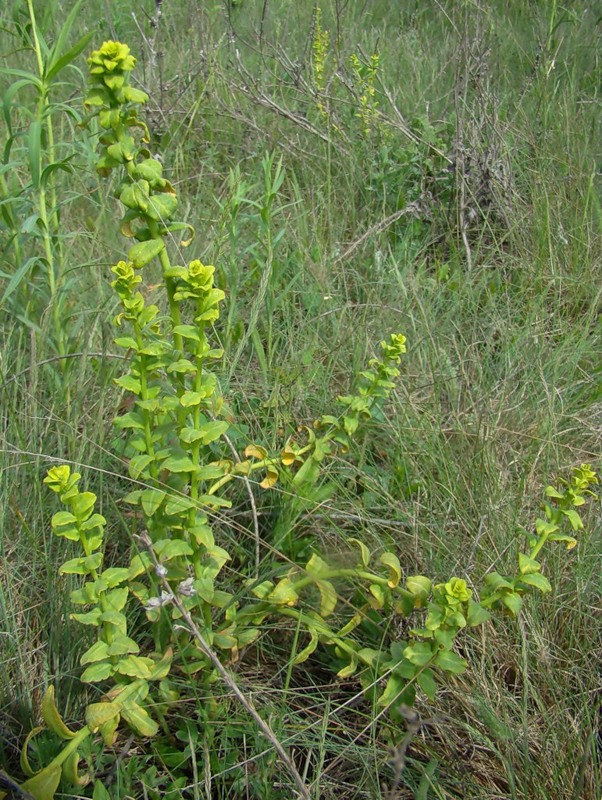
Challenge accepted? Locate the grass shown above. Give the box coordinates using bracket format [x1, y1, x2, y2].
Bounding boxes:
[0, 0, 600, 798]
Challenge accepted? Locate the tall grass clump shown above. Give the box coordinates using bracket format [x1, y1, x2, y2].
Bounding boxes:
[1, 2, 600, 799]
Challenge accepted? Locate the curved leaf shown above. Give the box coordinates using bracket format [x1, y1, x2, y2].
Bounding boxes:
[41, 686, 77, 740]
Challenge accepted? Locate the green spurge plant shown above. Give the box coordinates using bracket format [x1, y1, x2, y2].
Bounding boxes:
[4, 41, 598, 800]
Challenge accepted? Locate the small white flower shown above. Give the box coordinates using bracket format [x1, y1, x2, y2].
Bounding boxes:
[144, 591, 174, 611]
[178, 578, 195, 597]
[155, 564, 168, 578]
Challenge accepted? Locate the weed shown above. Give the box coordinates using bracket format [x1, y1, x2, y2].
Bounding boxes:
[1, 39, 598, 800]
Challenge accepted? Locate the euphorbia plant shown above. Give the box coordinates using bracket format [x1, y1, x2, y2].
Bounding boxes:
[4, 41, 598, 800]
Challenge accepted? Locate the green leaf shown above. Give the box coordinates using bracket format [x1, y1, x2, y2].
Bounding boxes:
[214, 631, 237, 649]
[501, 592, 523, 616]
[105, 587, 129, 612]
[379, 552, 401, 587]
[128, 455, 154, 480]
[179, 390, 203, 407]
[433, 628, 455, 649]
[466, 599, 491, 627]
[337, 652, 358, 678]
[107, 633, 140, 657]
[197, 464, 227, 480]
[249, 580, 274, 599]
[61, 749, 89, 788]
[167, 358, 196, 375]
[138, 341, 171, 357]
[134, 158, 164, 183]
[114, 411, 145, 430]
[189, 521, 215, 545]
[162, 455, 198, 473]
[41, 686, 77, 740]
[81, 515, 106, 534]
[114, 336, 139, 351]
[45, 0, 91, 77]
[93, 779, 112, 800]
[405, 575, 432, 606]
[172, 324, 200, 341]
[85, 702, 122, 732]
[120, 702, 159, 737]
[128, 239, 165, 268]
[293, 627, 319, 665]
[337, 612, 363, 637]
[483, 572, 514, 592]
[71, 492, 97, 519]
[153, 539, 194, 560]
[197, 494, 232, 509]
[348, 537, 370, 567]
[123, 86, 149, 104]
[51, 510, 77, 527]
[71, 609, 103, 626]
[180, 421, 229, 445]
[21, 764, 61, 800]
[369, 583, 386, 609]
[434, 650, 467, 674]
[192, 576, 214, 602]
[403, 641, 434, 667]
[114, 655, 154, 679]
[164, 495, 196, 515]
[98, 611, 128, 629]
[46, 29, 95, 81]
[292, 455, 321, 490]
[1, 256, 41, 307]
[81, 661, 114, 683]
[535, 518, 559, 537]
[148, 647, 173, 680]
[268, 578, 299, 606]
[129, 552, 152, 578]
[316, 579, 337, 617]
[205, 545, 231, 573]
[119, 180, 149, 207]
[100, 567, 131, 588]
[99, 715, 120, 746]
[519, 573, 552, 592]
[305, 553, 329, 577]
[60, 557, 87, 575]
[140, 488, 166, 516]
[81, 641, 110, 665]
[146, 192, 178, 222]
[547, 532, 578, 549]
[417, 667, 437, 700]
[377, 674, 405, 708]
[518, 553, 541, 575]
[100, 609, 127, 633]
[561, 509, 584, 531]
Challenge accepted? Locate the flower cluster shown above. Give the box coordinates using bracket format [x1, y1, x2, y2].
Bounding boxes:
[86, 41, 147, 112]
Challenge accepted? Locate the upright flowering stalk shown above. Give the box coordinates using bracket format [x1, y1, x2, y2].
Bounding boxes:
[269, 333, 407, 547]
[83, 42, 245, 659]
[349, 52, 381, 136]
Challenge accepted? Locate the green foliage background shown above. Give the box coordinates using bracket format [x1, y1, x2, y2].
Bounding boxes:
[0, 1, 600, 798]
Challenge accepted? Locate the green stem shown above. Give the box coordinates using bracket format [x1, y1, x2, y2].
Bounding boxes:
[529, 534, 548, 561]
[44, 726, 92, 773]
[133, 321, 158, 481]
[147, 218, 184, 353]
[188, 308, 207, 575]
[70, 507, 112, 644]
[289, 568, 414, 601]
[26, 0, 66, 364]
